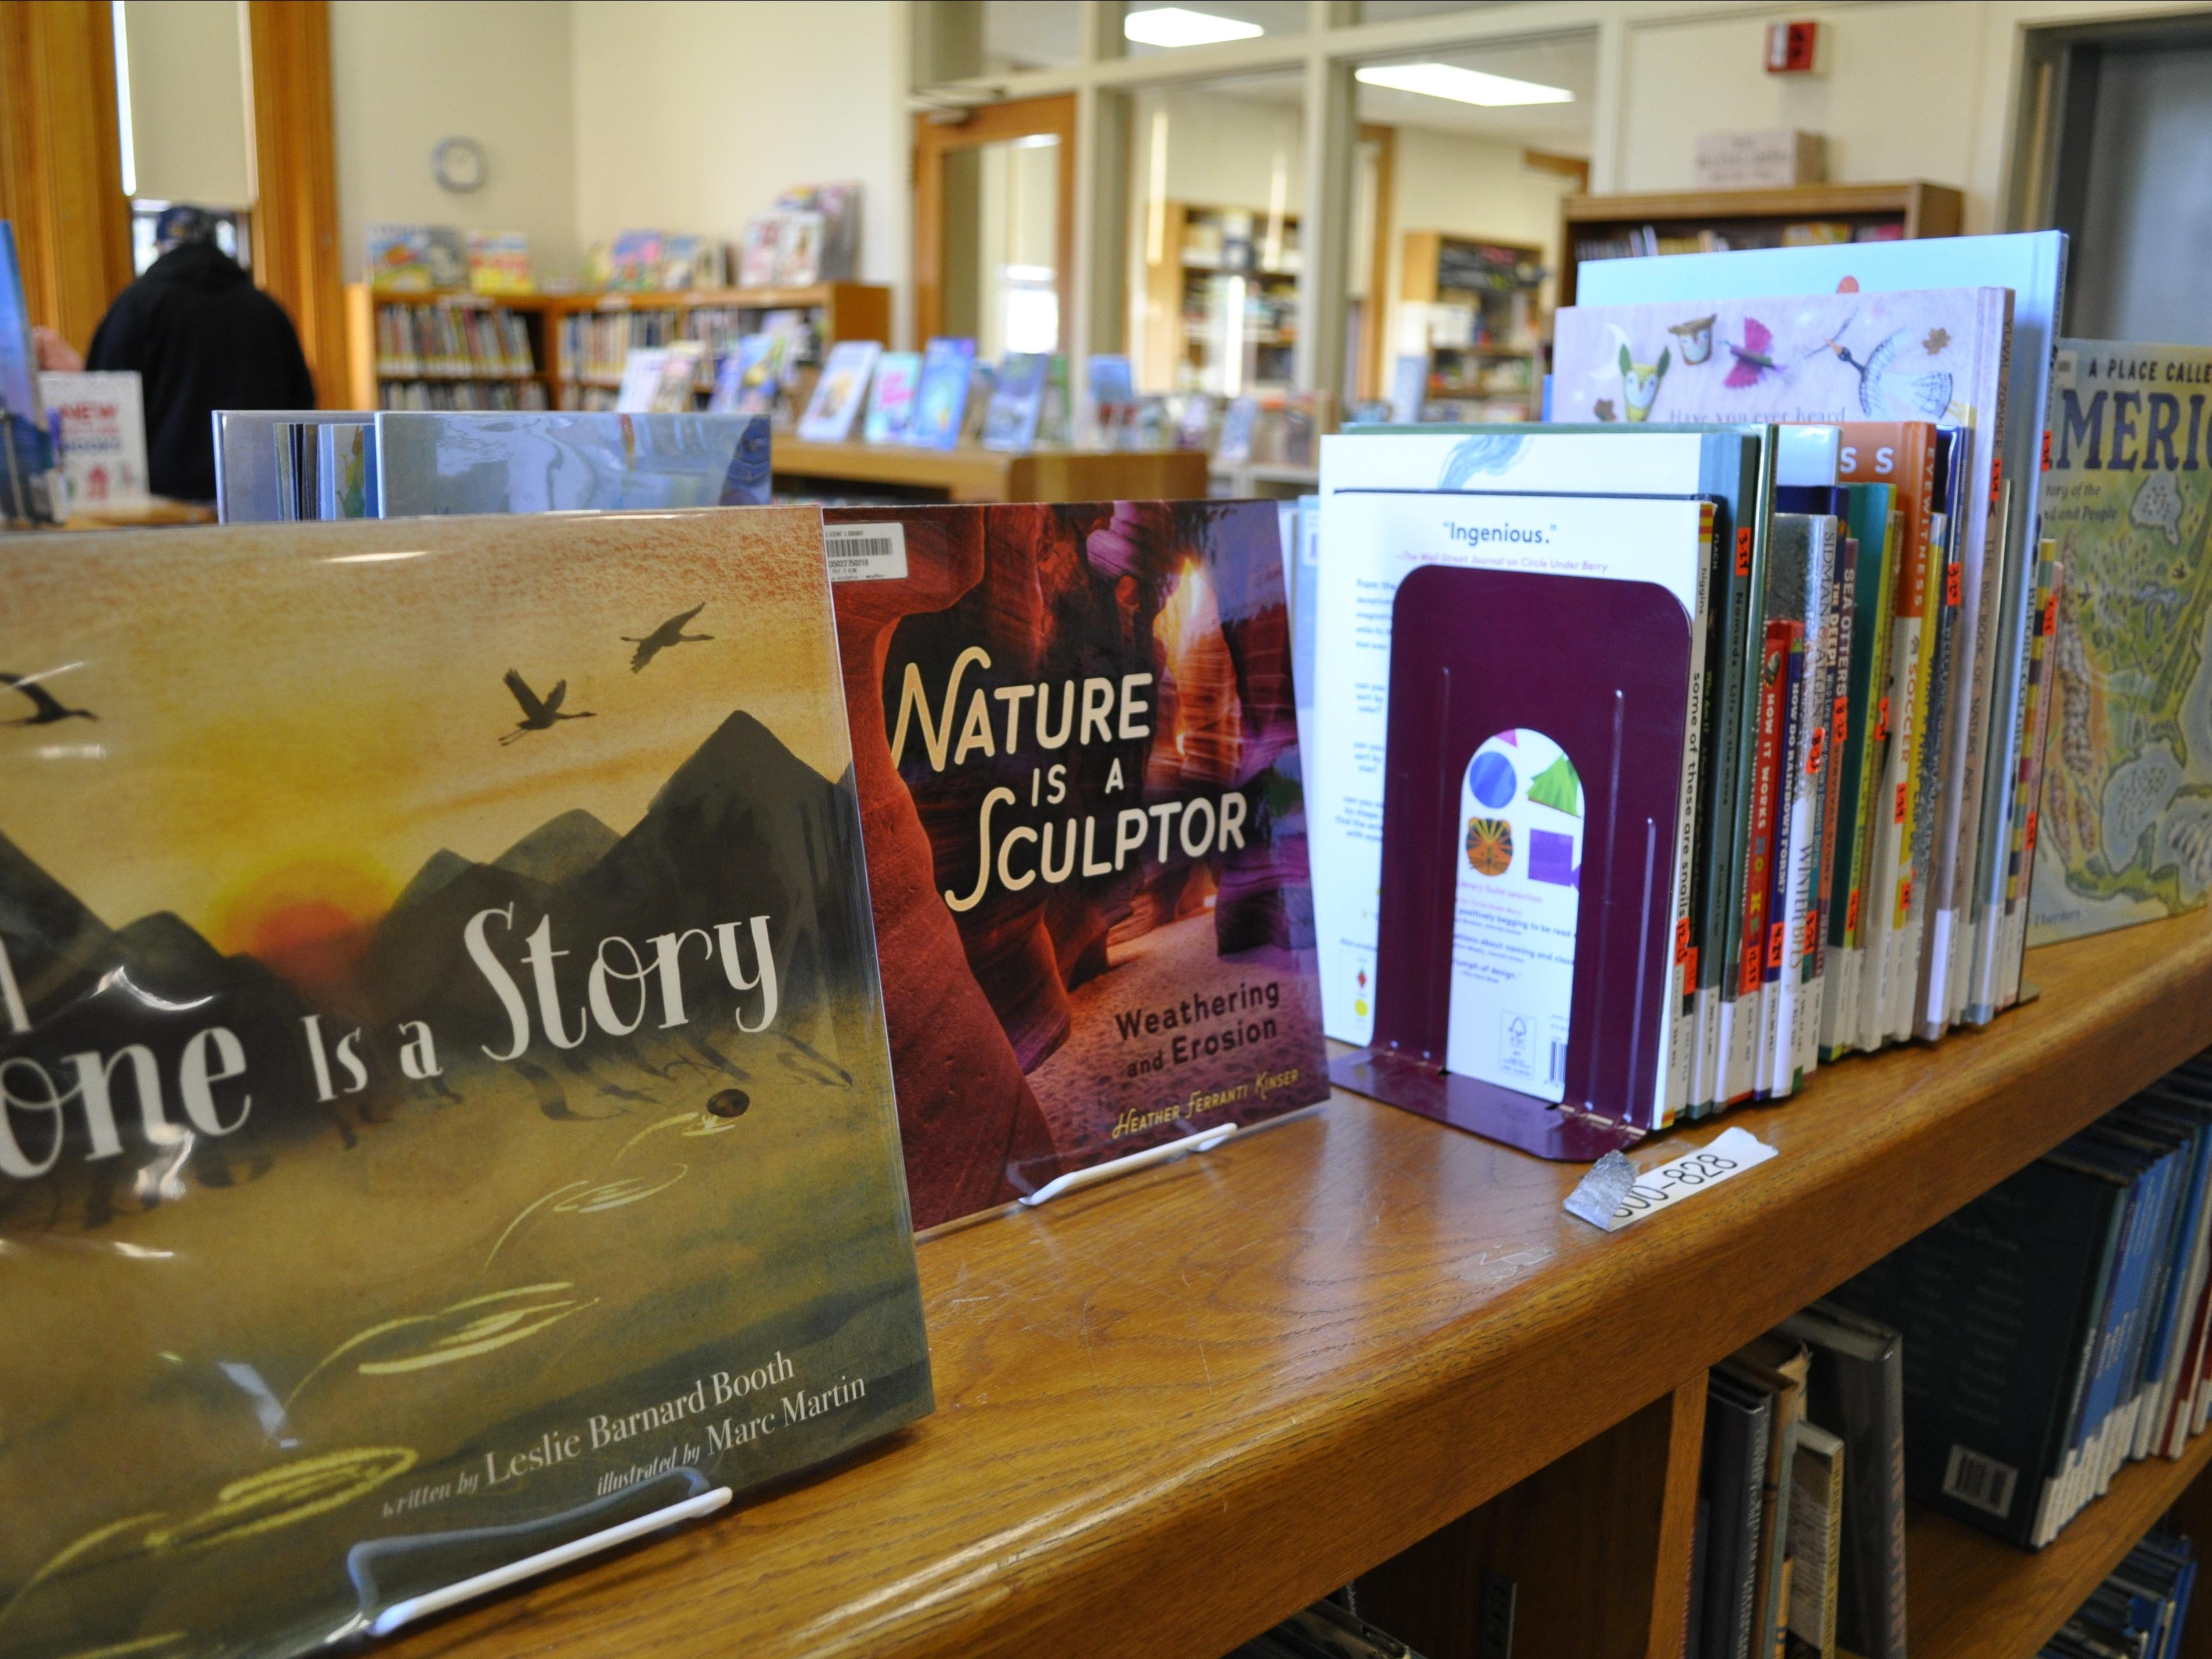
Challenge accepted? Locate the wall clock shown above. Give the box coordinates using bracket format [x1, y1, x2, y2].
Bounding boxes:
[432, 136, 486, 194]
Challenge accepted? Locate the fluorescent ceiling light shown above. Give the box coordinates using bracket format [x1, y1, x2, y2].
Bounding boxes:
[1124, 7, 1266, 48]
[1355, 62, 1575, 107]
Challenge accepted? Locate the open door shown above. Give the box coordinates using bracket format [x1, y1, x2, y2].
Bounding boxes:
[914, 95, 1077, 360]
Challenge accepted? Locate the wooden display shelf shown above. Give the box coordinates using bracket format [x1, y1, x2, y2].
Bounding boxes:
[1909, 1424, 2212, 1659]
[771, 439, 1211, 504]
[378, 915, 2212, 1659]
[1558, 181, 1965, 305]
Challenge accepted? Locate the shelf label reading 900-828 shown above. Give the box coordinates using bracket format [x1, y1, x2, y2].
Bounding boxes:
[1566, 1125, 1779, 1234]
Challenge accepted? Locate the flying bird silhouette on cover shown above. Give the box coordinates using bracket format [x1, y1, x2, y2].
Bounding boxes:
[500, 669, 594, 745]
[622, 603, 712, 673]
[1, 671, 96, 726]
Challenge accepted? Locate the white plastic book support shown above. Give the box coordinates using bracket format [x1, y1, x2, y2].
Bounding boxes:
[1019, 1123, 1239, 1208]
[368, 1485, 732, 1637]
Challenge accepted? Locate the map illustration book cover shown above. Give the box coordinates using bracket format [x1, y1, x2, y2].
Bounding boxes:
[0, 509, 930, 1658]
[824, 500, 1329, 1230]
[2031, 342, 2212, 944]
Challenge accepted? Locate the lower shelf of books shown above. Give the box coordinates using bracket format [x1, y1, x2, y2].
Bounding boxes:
[1907, 1429, 2212, 1659]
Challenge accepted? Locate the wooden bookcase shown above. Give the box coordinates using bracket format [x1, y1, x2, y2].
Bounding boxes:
[1139, 200, 1302, 397]
[341, 283, 891, 412]
[1397, 231, 1545, 422]
[373, 912, 2212, 1659]
[1558, 181, 1967, 306]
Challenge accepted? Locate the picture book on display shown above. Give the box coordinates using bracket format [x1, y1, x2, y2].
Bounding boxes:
[465, 232, 534, 295]
[0, 509, 931, 1658]
[375, 412, 769, 516]
[911, 338, 976, 450]
[37, 370, 149, 509]
[2031, 341, 2212, 947]
[1553, 284, 2015, 1041]
[366, 224, 467, 292]
[1578, 233, 2069, 1033]
[823, 500, 1331, 1229]
[0, 220, 62, 526]
[1313, 426, 1770, 1129]
[863, 351, 920, 444]
[214, 412, 769, 522]
[980, 352, 1049, 452]
[796, 341, 881, 443]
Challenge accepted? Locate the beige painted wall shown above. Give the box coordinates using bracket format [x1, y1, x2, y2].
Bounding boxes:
[329, 0, 580, 284]
[122, 0, 252, 207]
[568, 0, 905, 295]
[1603, 0, 2212, 231]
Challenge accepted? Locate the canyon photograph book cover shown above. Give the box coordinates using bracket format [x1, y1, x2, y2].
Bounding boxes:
[826, 500, 1330, 1230]
[0, 509, 929, 1659]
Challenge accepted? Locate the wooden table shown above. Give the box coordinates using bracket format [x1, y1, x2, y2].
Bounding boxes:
[772, 439, 1211, 504]
[380, 914, 2212, 1659]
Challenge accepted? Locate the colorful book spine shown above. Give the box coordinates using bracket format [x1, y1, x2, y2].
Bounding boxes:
[1998, 558, 2062, 1009]
[1804, 524, 1857, 1088]
[1759, 623, 1807, 1100]
[1736, 622, 1795, 1102]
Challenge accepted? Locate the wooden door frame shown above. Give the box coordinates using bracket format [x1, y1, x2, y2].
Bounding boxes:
[246, 0, 345, 408]
[1357, 122, 1395, 405]
[0, 0, 132, 355]
[913, 94, 1078, 354]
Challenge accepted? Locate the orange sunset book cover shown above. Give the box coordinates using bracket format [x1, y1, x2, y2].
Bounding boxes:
[0, 509, 929, 1658]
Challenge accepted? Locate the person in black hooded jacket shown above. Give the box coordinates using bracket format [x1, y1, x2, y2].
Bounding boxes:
[87, 205, 316, 503]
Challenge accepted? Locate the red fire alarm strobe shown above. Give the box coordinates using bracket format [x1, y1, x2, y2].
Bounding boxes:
[1766, 19, 1819, 73]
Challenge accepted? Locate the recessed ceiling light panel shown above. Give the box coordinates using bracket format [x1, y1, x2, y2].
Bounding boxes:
[1354, 62, 1575, 107]
[1124, 6, 1268, 48]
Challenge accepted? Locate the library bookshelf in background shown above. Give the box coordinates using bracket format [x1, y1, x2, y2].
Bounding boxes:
[1558, 181, 1966, 306]
[340, 283, 891, 413]
[1398, 231, 1546, 422]
[1139, 199, 1303, 398]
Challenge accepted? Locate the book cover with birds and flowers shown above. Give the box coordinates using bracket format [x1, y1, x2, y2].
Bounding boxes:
[824, 500, 1330, 1231]
[0, 507, 929, 1659]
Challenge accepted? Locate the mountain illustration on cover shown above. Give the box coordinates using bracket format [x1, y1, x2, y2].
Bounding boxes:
[828, 500, 1330, 1229]
[0, 509, 928, 1659]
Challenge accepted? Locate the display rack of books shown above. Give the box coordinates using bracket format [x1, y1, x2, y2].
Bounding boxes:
[1558, 182, 1964, 305]
[770, 437, 1209, 504]
[1397, 231, 1545, 421]
[1140, 200, 1301, 396]
[544, 283, 890, 411]
[350, 916, 2212, 1659]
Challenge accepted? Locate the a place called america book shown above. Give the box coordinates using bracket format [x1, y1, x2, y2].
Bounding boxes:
[2031, 341, 2212, 948]
[823, 500, 1330, 1229]
[0, 509, 930, 1657]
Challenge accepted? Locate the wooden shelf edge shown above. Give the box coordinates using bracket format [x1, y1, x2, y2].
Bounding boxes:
[1908, 1425, 2212, 1657]
[1561, 182, 1957, 224]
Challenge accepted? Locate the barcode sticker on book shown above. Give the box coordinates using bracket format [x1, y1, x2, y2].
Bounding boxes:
[824, 523, 908, 584]
[1941, 1445, 2018, 1517]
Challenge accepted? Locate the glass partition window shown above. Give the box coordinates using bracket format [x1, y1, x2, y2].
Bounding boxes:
[1128, 73, 1305, 396]
[1356, 34, 1595, 418]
